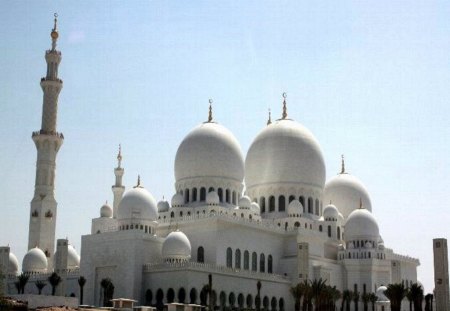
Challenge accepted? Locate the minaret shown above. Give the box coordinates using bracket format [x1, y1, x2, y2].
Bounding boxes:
[28, 14, 64, 269]
[112, 145, 125, 217]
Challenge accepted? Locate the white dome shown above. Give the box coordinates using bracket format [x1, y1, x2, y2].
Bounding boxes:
[9, 252, 19, 274]
[67, 245, 80, 268]
[157, 200, 170, 212]
[175, 122, 244, 183]
[22, 247, 48, 273]
[376, 286, 389, 302]
[162, 230, 191, 262]
[245, 119, 325, 191]
[250, 202, 260, 213]
[238, 196, 252, 209]
[288, 200, 303, 216]
[100, 202, 113, 218]
[206, 191, 220, 205]
[345, 208, 379, 242]
[117, 186, 158, 221]
[323, 204, 339, 220]
[171, 193, 184, 207]
[324, 173, 372, 220]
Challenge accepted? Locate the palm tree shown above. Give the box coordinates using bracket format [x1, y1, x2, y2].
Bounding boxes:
[78, 276, 86, 305]
[311, 278, 327, 311]
[361, 292, 370, 311]
[300, 280, 311, 311]
[255, 280, 262, 311]
[35, 280, 46, 295]
[368, 293, 377, 311]
[17, 273, 29, 294]
[409, 283, 423, 311]
[352, 291, 360, 311]
[48, 272, 61, 296]
[384, 283, 406, 311]
[342, 290, 352, 311]
[406, 289, 413, 311]
[291, 283, 304, 311]
[100, 278, 114, 307]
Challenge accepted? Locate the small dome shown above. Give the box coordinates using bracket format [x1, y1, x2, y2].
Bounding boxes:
[23, 247, 48, 273]
[238, 196, 252, 209]
[117, 186, 158, 221]
[9, 252, 19, 274]
[171, 193, 184, 207]
[288, 200, 303, 216]
[323, 204, 339, 220]
[157, 200, 170, 212]
[324, 172, 372, 220]
[206, 191, 220, 205]
[250, 202, 260, 213]
[162, 230, 191, 262]
[376, 286, 389, 302]
[175, 122, 244, 183]
[100, 202, 113, 218]
[68, 245, 80, 268]
[345, 208, 379, 242]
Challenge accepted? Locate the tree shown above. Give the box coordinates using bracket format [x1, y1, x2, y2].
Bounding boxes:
[384, 283, 406, 311]
[341, 290, 351, 311]
[361, 293, 370, 311]
[78, 276, 86, 305]
[406, 289, 413, 311]
[48, 272, 61, 296]
[310, 278, 327, 311]
[424, 294, 432, 311]
[100, 278, 114, 307]
[409, 283, 423, 311]
[291, 283, 305, 311]
[17, 273, 29, 294]
[352, 291, 360, 311]
[35, 280, 46, 295]
[368, 293, 378, 311]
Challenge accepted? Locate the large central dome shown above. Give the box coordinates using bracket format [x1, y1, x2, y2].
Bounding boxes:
[175, 122, 244, 183]
[245, 119, 325, 190]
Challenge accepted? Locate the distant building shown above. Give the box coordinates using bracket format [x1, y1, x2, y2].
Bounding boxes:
[433, 238, 450, 311]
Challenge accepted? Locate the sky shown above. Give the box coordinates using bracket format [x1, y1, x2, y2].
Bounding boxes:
[1, 1, 449, 293]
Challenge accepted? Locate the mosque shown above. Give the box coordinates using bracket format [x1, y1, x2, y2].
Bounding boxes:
[0, 16, 420, 311]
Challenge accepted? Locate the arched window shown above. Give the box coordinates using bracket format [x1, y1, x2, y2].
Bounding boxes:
[269, 196, 275, 212]
[219, 292, 226, 308]
[226, 189, 230, 203]
[156, 289, 164, 307]
[197, 246, 204, 263]
[271, 297, 277, 311]
[319, 225, 323, 232]
[315, 198, 319, 215]
[185, 189, 190, 203]
[260, 197, 266, 213]
[178, 288, 186, 304]
[232, 191, 236, 205]
[279, 298, 285, 311]
[260, 253, 265, 272]
[328, 225, 332, 238]
[226, 247, 233, 267]
[337, 227, 341, 240]
[244, 250, 249, 270]
[299, 196, 305, 212]
[218, 188, 223, 202]
[229, 292, 236, 308]
[145, 289, 153, 306]
[200, 187, 206, 201]
[268, 255, 273, 273]
[192, 188, 197, 202]
[263, 296, 269, 309]
[289, 195, 295, 203]
[235, 249, 241, 269]
[190, 288, 197, 304]
[208, 187, 215, 193]
[238, 293, 245, 309]
[252, 252, 257, 271]
[308, 197, 313, 213]
[278, 196, 286, 212]
[200, 288, 208, 306]
[167, 288, 175, 303]
[294, 222, 300, 227]
[170, 211, 175, 218]
[246, 294, 253, 309]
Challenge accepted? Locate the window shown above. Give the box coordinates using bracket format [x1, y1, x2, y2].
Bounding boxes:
[244, 251, 249, 270]
[235, 249, 241, 269]
[337, 227, 341, 240]
[299, 196, 305, 212]
[226, 247, 232, 267]
[192, 188, 198, 202]
[185, 189, 190, 203]
[436, 242, 441, 248]
[268, 255, 273, 273]
[308, 197, 313, 213]
[226, 189, 230, 203]
[218, 188, 223, 202]
[289, 195, 295, 203]
[260, 253, 265, 272]
[269, 196, 275, 212]
[279, 196, 286, 212]
[315, 199, 319, 215]
[260, 197, 266, 213]
[319, 225, 322, 232]
[252, 252, 257, 271]
[197, 246, 204, 263]
[328, 226, 331, 237]
[232, 191, 236, 205]
[208, 187, 214, 193]
[200, 187, 206, 201]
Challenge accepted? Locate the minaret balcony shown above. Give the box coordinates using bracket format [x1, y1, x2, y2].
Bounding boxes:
[32, 130, 64, 139]
[40, 77, 63, 84]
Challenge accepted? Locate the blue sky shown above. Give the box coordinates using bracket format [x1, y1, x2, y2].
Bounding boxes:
[1, 1, 449, 293]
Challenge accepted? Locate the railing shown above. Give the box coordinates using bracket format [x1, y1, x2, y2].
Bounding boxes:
[32, 130, 64, 139]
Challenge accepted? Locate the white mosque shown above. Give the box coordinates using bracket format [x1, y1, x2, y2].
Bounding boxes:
[0, 16, 420, 311]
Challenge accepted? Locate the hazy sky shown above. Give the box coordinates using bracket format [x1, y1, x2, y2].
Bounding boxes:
[1, 1, 449, 293]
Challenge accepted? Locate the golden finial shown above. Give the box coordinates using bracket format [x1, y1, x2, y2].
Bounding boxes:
[282, 92, 288, 119]
[340, 154, 346, 174]
[117, 144, 122, 168]
[50, 13, 59, 47]
[134, 175, 142, 188]
[208, 99, 213, 122]
[267, 108, 272, 125]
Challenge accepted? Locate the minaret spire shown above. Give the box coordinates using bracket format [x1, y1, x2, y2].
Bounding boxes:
[207, 99, 213, 122]
[340, 154, 346, 174]
[28, 15, 64, 269]
[267, 108, 272, 125]
[281, 92, 288, 119]
[112, 144, 125, 218]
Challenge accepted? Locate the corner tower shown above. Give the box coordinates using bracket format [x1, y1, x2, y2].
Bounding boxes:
[28, 14, 64, 268]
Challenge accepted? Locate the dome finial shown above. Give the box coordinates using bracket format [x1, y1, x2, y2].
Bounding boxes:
[267, 108, 272, 125]
[134, 175, 143, 188]
[359, 197, 363, 209]
[117, 144, 122, 168]
[207, 99, 213, 122]
[340, 154, 346, 174]
[50, 13, 59, 50]
[282, 92, 288, 119]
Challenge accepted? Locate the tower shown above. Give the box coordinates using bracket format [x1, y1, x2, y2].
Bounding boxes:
[27, 14, 64, 269]
[112, 145, 125, 217]
[433, 238, 450, 311]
